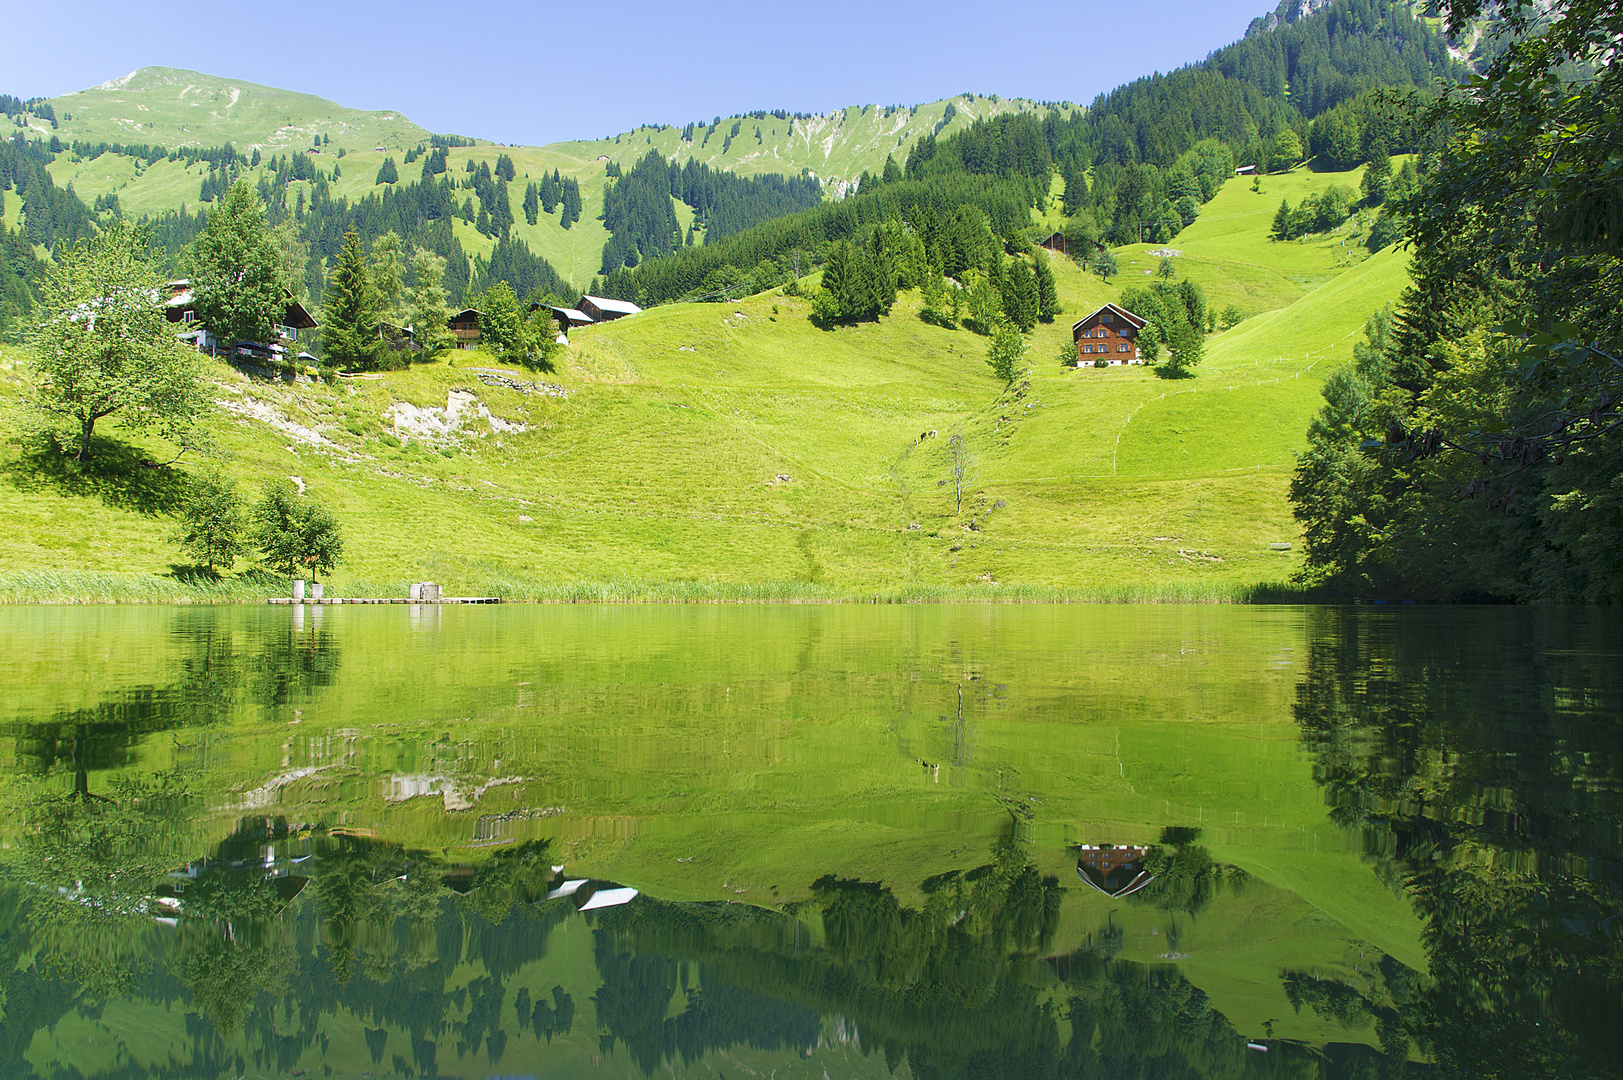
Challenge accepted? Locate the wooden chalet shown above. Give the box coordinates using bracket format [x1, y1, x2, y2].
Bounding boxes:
[164, 279, 318, 360]
[379, 320, 418, 353]
[1075, 845, 1154, 898]
[1072, 303, 1147, 367]
[448, 308, 482, 350]
[578, 294, 642, 322]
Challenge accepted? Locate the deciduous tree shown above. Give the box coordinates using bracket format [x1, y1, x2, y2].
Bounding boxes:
[27, 223, 208, 462]
[172, 470, 247, 573]
[252, 480, 343, 583]
[187, 181, 284, 349]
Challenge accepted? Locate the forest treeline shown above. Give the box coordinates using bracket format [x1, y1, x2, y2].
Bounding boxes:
[1290, 0, 1622, 602]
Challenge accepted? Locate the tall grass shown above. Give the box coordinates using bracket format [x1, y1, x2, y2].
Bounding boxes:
[0, 570, 1319, 605]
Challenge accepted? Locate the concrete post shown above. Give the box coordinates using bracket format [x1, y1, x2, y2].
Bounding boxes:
[409, 583, 423, 601]
[311, 582, 324, 601]
[423, 582, 441, 602]
[292, 579, 306, 601]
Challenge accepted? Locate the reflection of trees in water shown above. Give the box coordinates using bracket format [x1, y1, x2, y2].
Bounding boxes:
[3, 610, 342, 789]
[1121, 826, 1252, 918]
[1292, 609, 1623, 1079]
[0, 812, 574, 1076]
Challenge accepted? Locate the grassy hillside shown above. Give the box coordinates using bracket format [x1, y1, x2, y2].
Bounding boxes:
[0, 165, 1408, 601]
[43, 66, 434, 152]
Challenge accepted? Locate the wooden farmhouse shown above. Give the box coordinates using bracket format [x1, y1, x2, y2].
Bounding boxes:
[448, 308, 482, 350]
[578, 295, 642, 322]
[1072, 303, 1147, 367]
[163, 279, 319, 361]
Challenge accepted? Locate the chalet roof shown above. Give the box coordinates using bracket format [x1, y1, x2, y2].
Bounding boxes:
[581, 294, 642, 316]
[449, 308, 482, 321]
[282, 299, 318, 331]
[550, 306, 593, 324]
[1072, 303, 1146, 334]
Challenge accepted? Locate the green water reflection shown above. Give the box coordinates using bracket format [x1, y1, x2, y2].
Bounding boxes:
[0, 605, 1616, 1078]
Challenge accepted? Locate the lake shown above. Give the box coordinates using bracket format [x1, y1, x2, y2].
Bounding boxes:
[0, 604, 1617, 1078]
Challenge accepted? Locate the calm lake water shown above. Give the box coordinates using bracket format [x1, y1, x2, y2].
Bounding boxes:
[0, 604, 1617, 1079]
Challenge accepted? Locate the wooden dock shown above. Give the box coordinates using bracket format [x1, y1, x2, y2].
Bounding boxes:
[267, 597, 502, 605]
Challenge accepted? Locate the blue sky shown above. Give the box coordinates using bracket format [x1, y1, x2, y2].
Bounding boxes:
[9, 0, 1279, 145]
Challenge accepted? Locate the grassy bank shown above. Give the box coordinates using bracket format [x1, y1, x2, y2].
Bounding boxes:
[0, 568, 1318, 605]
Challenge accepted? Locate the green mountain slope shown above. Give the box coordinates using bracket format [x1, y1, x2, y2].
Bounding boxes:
[557, 94, 1056, 193]
[44, 66, 433, 152]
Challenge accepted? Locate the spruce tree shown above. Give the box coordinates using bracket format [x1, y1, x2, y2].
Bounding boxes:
[881, 154, 902, 184]
[540, 171, 559, 213]
[1033, 252, 1059, 322]
[523, 182, 539, 226]
[819, 241, 853, 319]
[375, 157, 398, 184]
[560, 178, 582, 229]
[1270, 198, 1293, 241]
[322, 228, 383, 371]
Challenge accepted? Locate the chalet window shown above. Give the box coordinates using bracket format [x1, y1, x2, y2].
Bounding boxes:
[1119, 344, 1129, 352]
[1102, 312, 1113, 323]
[181, 311, 195, 324]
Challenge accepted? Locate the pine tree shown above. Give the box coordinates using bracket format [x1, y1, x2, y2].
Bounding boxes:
[495, 154, 516, 181]
[523, 182, 539, 226]
[375, 157, 398, 184]
[476, 203, 492, 236]
[882, 154, 902, 185]
[322, 227, 383, 371]
[1270, 198, 1293, 241]
[540, 170, 559, 213]
[1033, 252, 1059, 322]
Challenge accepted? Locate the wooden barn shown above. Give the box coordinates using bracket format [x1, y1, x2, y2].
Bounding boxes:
[578, 295, 642, 322]
[1072, 303, 1147, 367]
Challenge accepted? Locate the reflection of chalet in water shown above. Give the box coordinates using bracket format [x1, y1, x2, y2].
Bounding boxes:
[1075, 844, 1153, 898]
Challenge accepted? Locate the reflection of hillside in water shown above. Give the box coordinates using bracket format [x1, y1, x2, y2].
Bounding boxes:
[0, 807, 1423, 1079]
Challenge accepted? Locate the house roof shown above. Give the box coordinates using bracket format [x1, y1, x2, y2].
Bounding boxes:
[550, 306, 593, 324]
[449, 308, 482, 321]
[581, 294, 641, 316]
[282, 300, 318, 331]
[1072, 303, 1146, 334]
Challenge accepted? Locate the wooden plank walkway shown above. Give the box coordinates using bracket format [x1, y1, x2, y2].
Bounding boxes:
[267, 597, 502, 605]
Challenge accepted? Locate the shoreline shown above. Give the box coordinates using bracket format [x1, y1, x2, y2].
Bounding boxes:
[0, 570, 1321, 606]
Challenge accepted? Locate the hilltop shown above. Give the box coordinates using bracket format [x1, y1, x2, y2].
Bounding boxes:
[41, 66, 434, 153]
